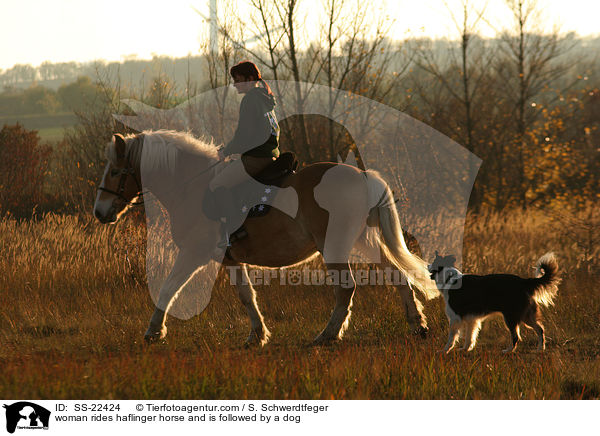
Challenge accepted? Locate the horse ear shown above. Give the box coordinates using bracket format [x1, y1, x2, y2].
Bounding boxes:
[113, 133, 126, 158]
[435, 250, 439, 257]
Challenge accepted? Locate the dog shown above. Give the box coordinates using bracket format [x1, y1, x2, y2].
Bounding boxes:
[428, 252, 560, 353]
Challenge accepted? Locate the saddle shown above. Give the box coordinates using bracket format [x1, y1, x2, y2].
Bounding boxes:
[252, 151, 298, 187]
[202, 151, 298, 225]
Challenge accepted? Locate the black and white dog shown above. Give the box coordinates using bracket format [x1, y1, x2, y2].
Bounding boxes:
[428, 252, 560, 353]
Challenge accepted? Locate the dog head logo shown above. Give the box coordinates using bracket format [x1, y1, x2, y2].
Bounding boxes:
[287, 270, 302, 286]
[3, 402, 50, 434]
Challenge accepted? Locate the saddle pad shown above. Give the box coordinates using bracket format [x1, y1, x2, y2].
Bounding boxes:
[235, 186, 273, 218]
[202, 182, 277, 222]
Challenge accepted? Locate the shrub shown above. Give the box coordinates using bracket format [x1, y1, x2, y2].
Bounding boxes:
[0, 123, 52, 218]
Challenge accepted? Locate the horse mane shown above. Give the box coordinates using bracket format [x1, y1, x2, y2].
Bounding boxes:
[105, 130, 218, 175]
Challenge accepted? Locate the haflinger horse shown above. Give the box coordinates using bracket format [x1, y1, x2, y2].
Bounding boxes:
[94, 130, 437, 346]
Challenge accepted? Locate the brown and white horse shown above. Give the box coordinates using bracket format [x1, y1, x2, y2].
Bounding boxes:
[94, 130, 436, 345]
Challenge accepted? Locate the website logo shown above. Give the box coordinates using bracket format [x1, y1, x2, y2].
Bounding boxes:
[3, 402, 50, 434]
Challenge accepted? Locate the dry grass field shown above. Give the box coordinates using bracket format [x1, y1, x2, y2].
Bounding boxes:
[1, 209, 599, 399]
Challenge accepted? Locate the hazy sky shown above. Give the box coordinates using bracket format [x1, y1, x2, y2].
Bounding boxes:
[1, 0, 598, 70]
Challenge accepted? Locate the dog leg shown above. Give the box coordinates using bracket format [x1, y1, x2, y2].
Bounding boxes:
[533, 322, 545, 351]
[443, 321, 461, 353]
[503, 323, 521, 353]
[524, 306, 545, 351]
[463, 319, 482, 352]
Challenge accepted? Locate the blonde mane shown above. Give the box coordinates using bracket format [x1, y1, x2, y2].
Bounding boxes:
[105, 130, 218, 174]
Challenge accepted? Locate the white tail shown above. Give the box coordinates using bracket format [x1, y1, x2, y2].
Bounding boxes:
[532, 252, 560, 307]
[366, 171, 438, 300]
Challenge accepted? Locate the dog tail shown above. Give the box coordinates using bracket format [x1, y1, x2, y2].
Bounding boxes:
[531, 252, 560, 307]
[366, 170, 438, 300]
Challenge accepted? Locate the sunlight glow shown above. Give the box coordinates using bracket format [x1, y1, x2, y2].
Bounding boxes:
[1, 0, 597, 69]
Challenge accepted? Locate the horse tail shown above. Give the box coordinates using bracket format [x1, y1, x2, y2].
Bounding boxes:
[365, 170, 438, 300]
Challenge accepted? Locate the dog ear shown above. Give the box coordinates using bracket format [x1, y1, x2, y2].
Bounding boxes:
[448, 255, 457, 266]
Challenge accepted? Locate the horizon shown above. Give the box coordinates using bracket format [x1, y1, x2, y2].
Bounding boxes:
[2, 0, 599, 71]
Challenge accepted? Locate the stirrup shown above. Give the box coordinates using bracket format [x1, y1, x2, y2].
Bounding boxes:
[217, 228, 232, 249]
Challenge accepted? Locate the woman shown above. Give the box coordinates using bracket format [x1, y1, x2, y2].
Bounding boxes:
[209, 61, 280, 247]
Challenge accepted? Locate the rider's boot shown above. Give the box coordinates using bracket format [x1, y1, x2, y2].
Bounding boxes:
[211, 186, 237, 248]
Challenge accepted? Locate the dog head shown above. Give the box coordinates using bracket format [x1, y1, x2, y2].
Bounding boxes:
[428, 251, 461, 289]
[428, 251, 456, 278]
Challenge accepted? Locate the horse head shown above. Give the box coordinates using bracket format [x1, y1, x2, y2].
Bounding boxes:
[94, 133, 144, 224]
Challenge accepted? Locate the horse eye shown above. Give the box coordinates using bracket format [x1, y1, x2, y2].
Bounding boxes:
[110, 169, 120, 177]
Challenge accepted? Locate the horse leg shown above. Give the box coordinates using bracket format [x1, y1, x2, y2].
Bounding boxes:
[232, 264, 270, 347]
[351, 233, 429, 337]
[144, 249, 203, 343]
[398, 284, 429, 337]
[379, 248, 429, 337]
[314, 262, 357, 345]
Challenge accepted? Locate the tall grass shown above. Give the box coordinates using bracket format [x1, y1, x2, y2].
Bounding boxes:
[0, 208, 598, 399]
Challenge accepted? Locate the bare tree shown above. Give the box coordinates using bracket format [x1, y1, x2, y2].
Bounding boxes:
[277, 0, 313, 156]
[496, 0, 574, 208]
[196, 0, 246, 143]
[411, 0, 494, 210]
[318, 0, 398, 158]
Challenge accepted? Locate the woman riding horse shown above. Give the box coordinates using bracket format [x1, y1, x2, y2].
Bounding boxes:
[209, 61, 281, 247]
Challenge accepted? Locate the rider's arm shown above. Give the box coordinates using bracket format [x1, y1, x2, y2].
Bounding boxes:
[222, 96, 256, 156]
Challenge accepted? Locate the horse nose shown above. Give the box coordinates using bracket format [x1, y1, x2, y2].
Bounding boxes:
[94, 208, 104, 221]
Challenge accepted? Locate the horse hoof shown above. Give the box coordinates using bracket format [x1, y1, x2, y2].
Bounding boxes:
[144, 335, 156, 344]
[312, 334, 338, 346]
[244, 329, 270, 347]
[144, 326, 167, 344]
[244, 338, 261, 348]
[414, 325, 429, 339]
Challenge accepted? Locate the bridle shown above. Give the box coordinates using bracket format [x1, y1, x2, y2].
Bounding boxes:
[97, 134, 225, 209]
[98, 156, 146, 207]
